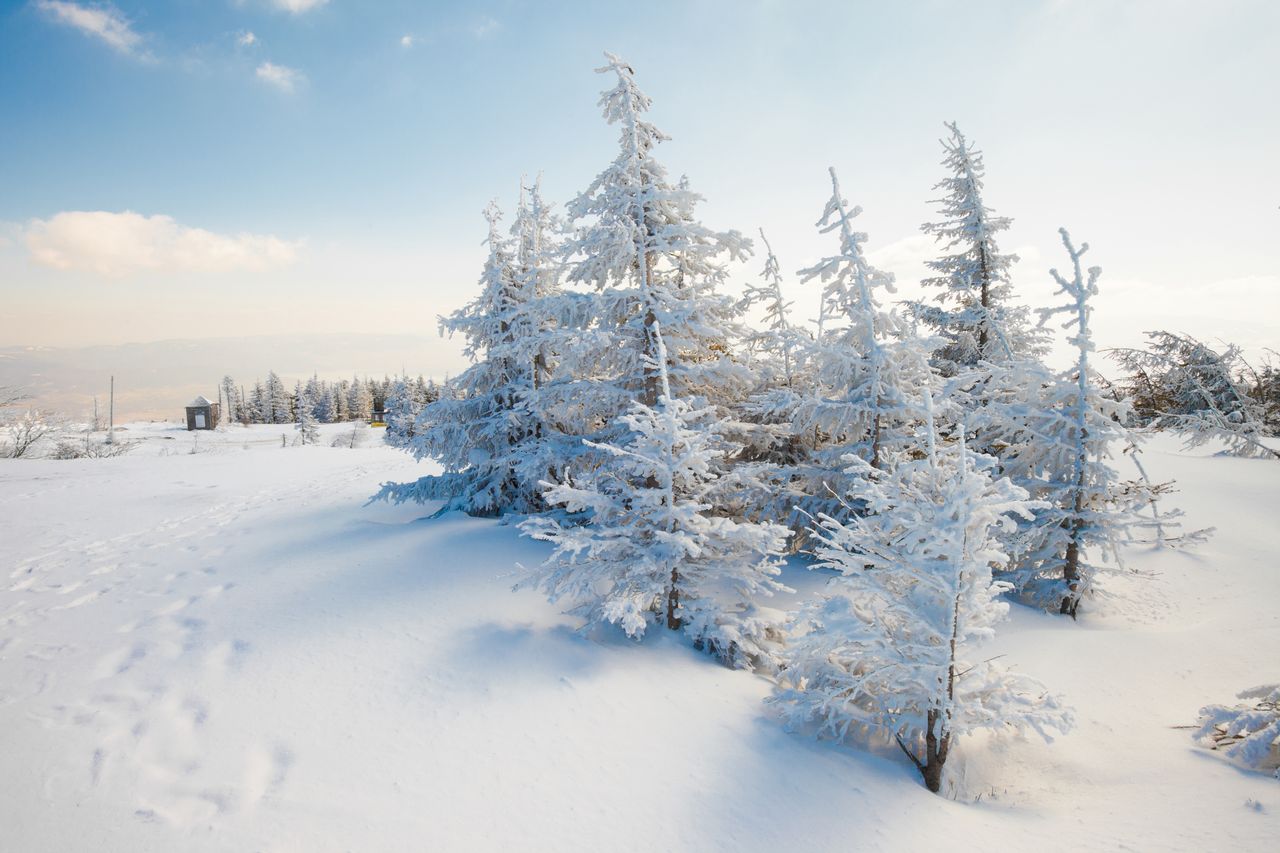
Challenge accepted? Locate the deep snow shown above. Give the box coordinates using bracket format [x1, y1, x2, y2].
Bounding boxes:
[1, 423, 1276, 851]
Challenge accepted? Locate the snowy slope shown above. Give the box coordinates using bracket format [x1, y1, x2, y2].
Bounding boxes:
[0, 425, 1276, 851]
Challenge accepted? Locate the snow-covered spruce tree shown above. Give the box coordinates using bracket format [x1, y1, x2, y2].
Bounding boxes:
[1110, 331, 1278, 460]
[382, 376, 422, 450]
[718, 229, 820, 538]
[559, 52, 751, 424]
[1195, 684, 1280, 778]
[374, 202, 542, 516]
[346, 376, 372, 423]
[771, 405, 1070, 793]
[220, 375, 239, 425]
[981, 230, 1133, 616]
[734, 228, 813, 454]
[795, 167, 940, 470]
[294, 381, 320, 446]
[519, 323, 791, 669]
[906, 122, 1045, 375]
[742, 168, 939, 538]
[264, 371, 292, 424]
[502, 176, 591, 494]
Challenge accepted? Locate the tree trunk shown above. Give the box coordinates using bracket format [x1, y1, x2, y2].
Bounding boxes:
[977, 242, 991, 360]
[1060, 534, 1081, 618]
[922, 709, 951, 793]
[666, 567, 681, 630]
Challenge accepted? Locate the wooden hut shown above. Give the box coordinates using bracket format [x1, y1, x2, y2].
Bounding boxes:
[185, 395, 221, 431]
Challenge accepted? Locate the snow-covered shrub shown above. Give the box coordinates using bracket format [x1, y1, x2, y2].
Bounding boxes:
[1196, 685, 1280, 778]
[1111, 331, 1278, 460]
[48, 436, 136, 459]
[1, 408, 57, 459]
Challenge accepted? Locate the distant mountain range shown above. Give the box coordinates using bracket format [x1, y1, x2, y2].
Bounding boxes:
[0, 333, 466, 422]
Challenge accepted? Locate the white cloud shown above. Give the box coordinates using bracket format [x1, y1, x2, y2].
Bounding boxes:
[24, 211, 300, 277]
[273, 0, 328, 13]
[256, 61, 303, 93]
[237, 30, 257, 47]
[867, 234, 935, 284]
[400, 34, 415, 48]
[36, 0, 144, 57]
[472, 16, 500, 39]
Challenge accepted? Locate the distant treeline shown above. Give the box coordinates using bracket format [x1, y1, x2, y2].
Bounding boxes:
[217, 373, 439, 425]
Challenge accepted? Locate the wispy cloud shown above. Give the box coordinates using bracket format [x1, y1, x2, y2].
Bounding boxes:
[35, 0, 146, 58]
[256, 61, 303, 93]
[273, 0, 328, 13]
[25, 211, 300, 277]
[237, 30, 257, 47]
[472, 16, 500, 39]
[400, 34, 416, 48]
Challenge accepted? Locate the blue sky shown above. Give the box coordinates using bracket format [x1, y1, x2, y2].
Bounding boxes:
[1, 0, 1276, 367]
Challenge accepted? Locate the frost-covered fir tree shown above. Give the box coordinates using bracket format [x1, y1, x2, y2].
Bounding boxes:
[294, 380, 319, 445]
[346, 376, 372, 422]
[519, 323, 791, 669]
[735, 228, 814, 460]
[980, 230, 1133, 616]
[263, 371, 292, 424]
[561, 52, 751, 418]
[771, 404, 1070, 793]
[740, 230, 803, 389]
[502, 176, 589, 492]
[220, 375, 239, 425]
[723, 228, 817, 535]
[794, 168, 939, 470]
[382, 377, 421, 450]
[248, 381, 266, 424]
[738, 169, 939, 538]
[906, 122, 1045, 374]
[375, 202, 542, 516]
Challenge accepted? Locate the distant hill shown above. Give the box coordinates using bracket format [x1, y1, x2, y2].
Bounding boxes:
[0, 333, 466, 422]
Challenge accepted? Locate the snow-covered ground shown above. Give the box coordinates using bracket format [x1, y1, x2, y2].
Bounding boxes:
[1, 423, 1276, 851]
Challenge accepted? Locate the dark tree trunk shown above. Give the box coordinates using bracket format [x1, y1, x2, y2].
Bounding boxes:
[1060, 534, 1082, 618]
[923, 710, 951, 792]
[666, 568, 681, 630]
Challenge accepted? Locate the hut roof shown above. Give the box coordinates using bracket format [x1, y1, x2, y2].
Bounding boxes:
[187, 395, 215, 408]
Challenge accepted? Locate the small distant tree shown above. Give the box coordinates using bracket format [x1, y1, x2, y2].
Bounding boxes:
[347, 375, 373, 422]
[294, 381, 320, 445]
[220, 375, 239, 425]
[264, 371, 292, 424]
[772, 407, 1070, 793]
[382, 377, 422, 450]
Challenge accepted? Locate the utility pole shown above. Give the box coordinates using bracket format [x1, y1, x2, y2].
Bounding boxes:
[106, 375, 115, 444]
